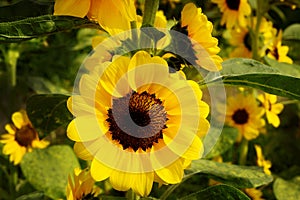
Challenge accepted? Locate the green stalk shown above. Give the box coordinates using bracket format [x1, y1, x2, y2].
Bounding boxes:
[238, 138, 249, 165]
[251, 0, 262, 60]
[142, 0, 160, 27]
[126, 189, 139, 200]
[4, 44, 20, 87]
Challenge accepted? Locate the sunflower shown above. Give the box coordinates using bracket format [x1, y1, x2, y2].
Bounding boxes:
[0, 110, 49, 165]
[67, 50, 209, 196]
[266, 30, 293, 64]
[229, 17, 275, 58]
[67, 167, 100, 200]
[254, 145, 272, 175]
[257, 93, 284, 128]
[211, 0, 251, 29]
[181, 3, 223, 71]
[54, 0, 137, 35]
[224, 94, 265, 141]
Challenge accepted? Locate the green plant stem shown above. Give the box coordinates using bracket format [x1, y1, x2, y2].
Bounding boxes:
[142, 0, 160, 27]
[280, 100, 299, 105]
[126, 189, 139, 200]
[3, 44, 20, 88]
[251, 0, 264, 61]
[160, 184, 179, 200]
[239, 138, 249, 165]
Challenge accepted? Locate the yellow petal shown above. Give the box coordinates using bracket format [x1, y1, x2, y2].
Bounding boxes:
[73, 142, 94, 160]
[4, 124, 16, 134]
[181, 136, 203, 160]
[271, 103, 284, 114]
[266, 111, 280, 128]
[132, 173, 154, 197]
[67, 116, 107, 142]
[91, 158, 112, 181]
[12, 111, 28, 129]
[155, 158, 184, 184]
[109, 170, 134, 191]
[54, 0, 90, 18]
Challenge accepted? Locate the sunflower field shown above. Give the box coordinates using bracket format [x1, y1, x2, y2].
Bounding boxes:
[0, 0, 300, 199]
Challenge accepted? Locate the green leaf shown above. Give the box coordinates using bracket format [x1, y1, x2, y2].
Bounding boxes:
[205, 127, 239, 159]
[179, 184, 250, 200]
[186, 159, 273, 188]
[273, 177, 300, 200]
[26, 94, 72, 137]
[28, 76, 69, 94]
[0, 15, 100, 43]
[283, 24, 300, 41]
[20, 145, 79, 199]
[264, 56, 300, 78]
[204, 58, 300, 101]
[16, 192, 48, 200]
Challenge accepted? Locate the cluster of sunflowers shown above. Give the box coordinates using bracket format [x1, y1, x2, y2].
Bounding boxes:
[0, 0, 299, 199]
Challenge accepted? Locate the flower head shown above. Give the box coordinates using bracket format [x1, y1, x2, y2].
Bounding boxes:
[181, 3, 223, 71]
[0, 110, 49, 165]
[68, 50, 209, 196]
[257, 93, 284, 128]
[67, 167, 100, 200]
[54, 0, 137, 35]
[224, 94, 265, 141]
[229, 17, 275, 58]
[266, 30, 293, 64]
[254, 145, 272, 175]
[211, 0, 251, 29]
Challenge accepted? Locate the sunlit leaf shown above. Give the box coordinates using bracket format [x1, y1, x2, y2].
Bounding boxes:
[264, 56, 300, 78]
[203, 58, 300, 101]
[179, 184, 250, 200]
[20, 145, 79, 199]
[0, 15, 99, 43]
[26, 94, 72, 137]
[273, 177, 300, 200]
[16, 192, 47, 200]
[186, 159, 273, 188]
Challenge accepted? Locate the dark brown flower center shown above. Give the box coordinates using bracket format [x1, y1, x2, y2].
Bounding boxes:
[226, 0, 240, 10]
[232, 109, 249, 124]
[266, 47, 279, 60]
[106, 91, 168, 152]
[243, 32, 252, 51]
[15, 124, 37, 147]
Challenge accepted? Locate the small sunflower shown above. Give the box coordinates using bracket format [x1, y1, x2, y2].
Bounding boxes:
[211, 0, 251, 29]
[229, 17, 275, 58]
[254, 145, 272, 175]
[68, 50, 209, 196]
[54, 0, 137, 35]
[257, 93, 284, 128]
[181, 3, 223, 71]
[266, 30, 293, 64]
[225, 94, 265, 141]
[0, 110, 49, 165]
[67, 167, 100, 200]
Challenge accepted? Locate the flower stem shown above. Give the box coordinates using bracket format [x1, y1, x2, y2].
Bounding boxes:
[239, 138, 249, 165]
[126, 189, 139, 200]
[142, 0, 159, 27]
[251, 0, 263, 61]
[160, 184, 179, 200]
[2, 44, 20, 88]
